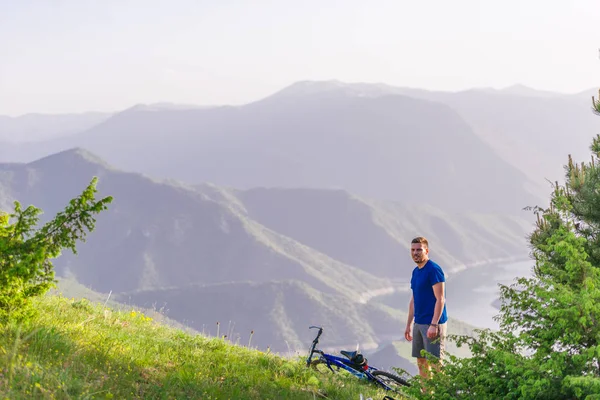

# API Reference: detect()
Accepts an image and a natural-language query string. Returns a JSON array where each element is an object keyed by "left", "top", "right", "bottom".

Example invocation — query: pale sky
[{"left": 1, "top": 0, "right": 599, "bottom": 116}]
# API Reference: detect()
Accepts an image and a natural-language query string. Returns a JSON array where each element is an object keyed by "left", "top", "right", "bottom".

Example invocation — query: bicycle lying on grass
[{"left": 305, "top": 325, "right": 410, "bottom": 395}]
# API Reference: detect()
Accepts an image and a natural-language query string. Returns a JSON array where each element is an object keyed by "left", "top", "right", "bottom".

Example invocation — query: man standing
[{"left": 404, "top": 236, "right": 447, "bottom": 379}]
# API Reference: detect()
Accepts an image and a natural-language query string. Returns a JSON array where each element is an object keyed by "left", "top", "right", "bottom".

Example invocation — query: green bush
[{"left": 0, "top": 177, "right": 112, "bottom": 321}]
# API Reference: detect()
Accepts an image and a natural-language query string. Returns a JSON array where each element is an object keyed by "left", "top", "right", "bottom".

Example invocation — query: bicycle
[{"left": 305, "top": 325, "right": 410, "bottom": 394}]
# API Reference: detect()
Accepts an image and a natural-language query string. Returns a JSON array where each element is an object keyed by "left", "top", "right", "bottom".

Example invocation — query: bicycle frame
[{"left": 305, "top": 325, "right": 397, "bottom": 391}]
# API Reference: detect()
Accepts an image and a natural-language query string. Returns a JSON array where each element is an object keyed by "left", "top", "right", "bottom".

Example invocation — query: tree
[
  {"left": 400, "top": 93, "right": 600, "bottom": 399},
  {"left": 0, "top": 177, "right": 112, "bottom": 321}
]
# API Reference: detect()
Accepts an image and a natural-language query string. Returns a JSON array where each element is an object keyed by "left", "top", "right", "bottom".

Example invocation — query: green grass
[{"left": 0, "top": 295, "right": 409, "bottom": 399}]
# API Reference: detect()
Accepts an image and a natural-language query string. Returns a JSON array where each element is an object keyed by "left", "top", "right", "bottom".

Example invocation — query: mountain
[
  {"left": 3, "top": 80, "right": 594, "bottom": 204},
  {"left": 217, "top": 186, "right": 532, "bottom": 277},
  {"left": 0, "top": 149, "right": 527, "bottom": 355},
  {"left": 497, "top": 84, "right": 566, "bottom": 98},
  {"left": 0, "top": 112, "right": 111, "bottom": 143},
  {"left": 124, "top": 102, "right": 216, "bottom": 112},
  {"left": 366, "top": 343, "right": 419, "bottom": 376},
  {"left": 227, "top": 79, "right": 597, "bottom": 187},
  {"left": 13, "top": 84, "right": 542, "bottom": 215},
  {"left": 0, "top": 148, "right": 385, "bottom": 297},
  {"left": 277, "top": 80, "right": 597, "bottom": 187},
  {"left": 395, "top": 87, "right": 598, "bottom": 185}
]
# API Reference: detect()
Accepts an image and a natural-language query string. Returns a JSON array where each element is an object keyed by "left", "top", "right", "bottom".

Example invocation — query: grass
[{"left": 0, "top": 295, "right": 409, "bottom": 399}]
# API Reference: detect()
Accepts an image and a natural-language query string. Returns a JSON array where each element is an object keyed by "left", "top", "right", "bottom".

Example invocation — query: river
[
  {"left": 372, "top": 259, "right": 536, "bottom": 331},
  {"left": 445, "top": 259, "right": 535, "bottom": 330}
]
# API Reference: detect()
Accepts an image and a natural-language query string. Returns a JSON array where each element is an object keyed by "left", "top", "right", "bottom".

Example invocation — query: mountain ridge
[
  {"left": 63, "top": 87, "right": 542, "bottom": 214},
  {"left": 1, "top": 79, "right": 588, "bottom": 200},
  {"left": 0, "top": 148, "right": 532, "bottom": 354}
]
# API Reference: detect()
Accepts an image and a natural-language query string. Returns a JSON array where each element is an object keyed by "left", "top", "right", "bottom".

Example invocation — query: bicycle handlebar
[
  {"left": 306, "top": 326, "right": 324, "bottom": 366},
  {"left": 310, "top": 326, "right": 323, "bottom": 342}
]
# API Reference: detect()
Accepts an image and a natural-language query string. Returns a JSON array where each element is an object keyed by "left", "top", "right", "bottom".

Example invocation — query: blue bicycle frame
[
  {"left": 305, "top": 325, "right": 408, "bottom": 392},
  {"left": 313, "top": 352, "right": 372, "bottom": 378}
]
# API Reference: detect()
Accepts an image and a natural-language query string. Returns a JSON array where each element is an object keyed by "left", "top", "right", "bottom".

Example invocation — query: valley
[{"left": 0, "top": 80, "right": 573, "bottom": 375}]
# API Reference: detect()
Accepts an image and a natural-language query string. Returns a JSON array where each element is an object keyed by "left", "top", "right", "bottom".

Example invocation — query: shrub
[{"left": 0, "top": 177, "right": 112, "bottom": 321}]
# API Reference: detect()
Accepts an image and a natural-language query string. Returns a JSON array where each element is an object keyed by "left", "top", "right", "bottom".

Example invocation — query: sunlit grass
[{"left": 0, "top": 295, "right": 407, "bottom": 399}]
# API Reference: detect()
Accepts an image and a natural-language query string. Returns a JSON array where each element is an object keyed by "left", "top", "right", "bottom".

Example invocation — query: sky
[{"left": 1, "top": 0, "right": 599, "bottom": 116}]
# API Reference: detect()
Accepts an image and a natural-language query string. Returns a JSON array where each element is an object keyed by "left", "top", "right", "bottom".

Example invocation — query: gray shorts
[{"left": 412, "top": 323, "right": 447, "bottom": 359}]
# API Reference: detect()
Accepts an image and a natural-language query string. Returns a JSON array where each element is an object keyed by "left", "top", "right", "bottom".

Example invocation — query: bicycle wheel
[{"left": 371, "top": 370, "right": 410, "bottom": 389}]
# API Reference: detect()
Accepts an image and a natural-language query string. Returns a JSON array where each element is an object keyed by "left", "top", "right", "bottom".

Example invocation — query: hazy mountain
[
  {"left": 0, "top": 148, "right": 385, "bottom": 298},
  {"left": 117, "top": 279, "right": 403, "bottom": 353},
  {"left": 3, "top": 81, "right": 593, "bottom": 203},
  {"left": 16, "top": 84, "right": 542, "bottom": 215},
  {"left": 0, "top": 148, "right": 532, "bottom": 289},
  {"left": 0, "top": 112, "right": 111, "bottom": 143},
  {"left": 0, "top": 149, "right": 524, "bottom": 355},
  {"left": 212, "top": 186, "right": 533, "bottom": 278},
  {"left": 0, "top": 136, "right": 83, "bottom": 164},
  {"left": 464, "top": 84, "right": 569, "bottom": 98},
  {"left": 244, "top": 79, "right": 597, "bottom": 187},
  {"left": 276, "top": 80, "right": 597, "bottom": 186},
  {"left": 124, "top": 102, "right": 217, "bottom": 112},
  {"left": 403, "top": 88, "right": 598, "bottom": 185},
  {"left": 365, "top": 343, "right": 419, "bottom": 376},
  {"left": 496, "top": 84, "right": 567, "bottom": 98}
]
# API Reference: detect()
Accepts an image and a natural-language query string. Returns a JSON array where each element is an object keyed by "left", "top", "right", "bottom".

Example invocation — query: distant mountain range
[
  {"left": 2, "top": 79, "right": 588, "bottom": 372},
  {"left": 0, "top": 112, "right": 112, "bottom": 143},
  {"left": 0, "top": 149, "right": 529, "bottom": 361},
  {"left": 2, "top": 80, "right": 575, "bottom": 215},
  {"left": 2, "top": 82, "right": 594, "bottom": 187}
]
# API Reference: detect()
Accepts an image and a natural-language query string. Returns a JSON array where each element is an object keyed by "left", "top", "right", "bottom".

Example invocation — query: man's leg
[
  {"left": 412, "top": 324, "right": 431, "bottom": 379},
  {"left": 423, "top": 322, "right": 447, "bottom": 372},
  {"left": 416, "top": 357, "right": 430, "bottom": 379}
]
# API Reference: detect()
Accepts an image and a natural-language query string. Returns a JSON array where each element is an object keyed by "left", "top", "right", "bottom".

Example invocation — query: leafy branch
[{"left": 0, "top": 177, "right": 112, "bottom": 321}]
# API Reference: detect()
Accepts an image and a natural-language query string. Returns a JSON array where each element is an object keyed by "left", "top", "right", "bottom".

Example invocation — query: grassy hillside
[
  {"left": 50, "top": 277, "right": 200, "bottom": 335},
  {"left": 1, "top": 295, "right": 405, "bottom": 399}
]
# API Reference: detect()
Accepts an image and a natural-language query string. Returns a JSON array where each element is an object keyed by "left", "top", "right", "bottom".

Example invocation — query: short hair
[{"left": 411, "top": 236, "right": 429, "bottom": 248}]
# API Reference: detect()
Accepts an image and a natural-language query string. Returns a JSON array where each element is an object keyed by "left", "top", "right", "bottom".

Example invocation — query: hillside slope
[
  {"left": 0, "top": 148, "right": 385, "bottom": 297},
  {"left": 0, "top": 295, "right": 400, "bottom": 399},
  {"left": 198, "top": 185, "right": 533, "bottom": 278}
]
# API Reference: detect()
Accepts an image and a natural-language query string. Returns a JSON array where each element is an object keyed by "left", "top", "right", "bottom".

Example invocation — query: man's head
[{"left": 411, "top": 236, "right": 429, "bottom": 265}]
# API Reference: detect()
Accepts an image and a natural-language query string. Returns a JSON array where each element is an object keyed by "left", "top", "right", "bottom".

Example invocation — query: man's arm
[
  {"left": 405, "top": 295, "right": 414, "bottom": 341},
  {"left": 427, "top": 282, "right": 445, "bottom": 339}
]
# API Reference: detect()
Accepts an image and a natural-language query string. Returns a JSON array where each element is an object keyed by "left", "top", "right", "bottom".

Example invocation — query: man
[{"left": 404, "top": 236, "right": 447, "bottom": 379}]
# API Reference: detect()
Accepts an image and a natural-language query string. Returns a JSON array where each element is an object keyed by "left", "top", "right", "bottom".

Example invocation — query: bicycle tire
[{"left": 371, "top": 370, "right": 410, "bottom": 388}]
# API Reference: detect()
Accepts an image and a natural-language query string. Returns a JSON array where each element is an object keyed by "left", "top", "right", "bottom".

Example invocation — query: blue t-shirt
[{"left": 410, "top": 259, "right": 448, "bottom": 325}]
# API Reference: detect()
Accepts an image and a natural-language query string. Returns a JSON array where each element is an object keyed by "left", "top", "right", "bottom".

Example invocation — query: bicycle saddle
[{"left": 341, "top": 350, "right": 358, "bottom": 359}]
